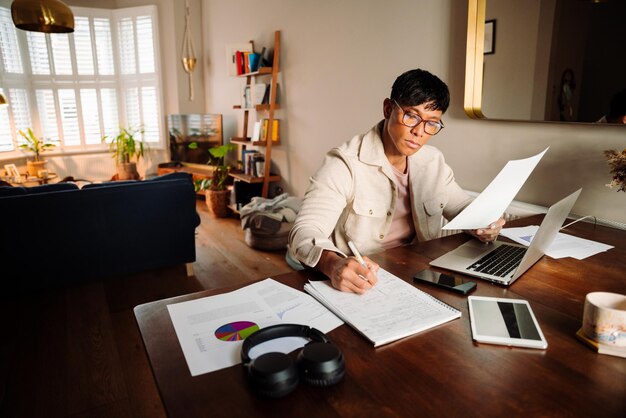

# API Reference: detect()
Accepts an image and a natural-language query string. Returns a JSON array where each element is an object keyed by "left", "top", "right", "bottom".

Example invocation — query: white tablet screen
[{"left": 468, "top": 296, "right": 547, "bottom": 349}]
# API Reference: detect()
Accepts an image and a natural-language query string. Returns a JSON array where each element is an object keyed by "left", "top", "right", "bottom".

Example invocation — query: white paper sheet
[
  {"left": 304, "top": 268, "right": 461, "bottom": 347},
  {"left": 500, "top": 225, "right": 614, "bottom": 260},
  {"left": 443, "top": 148, "right": 549, "bottom": 230},
  {"left": 167, "top": 278, "right": 343, "bottom": 376}
]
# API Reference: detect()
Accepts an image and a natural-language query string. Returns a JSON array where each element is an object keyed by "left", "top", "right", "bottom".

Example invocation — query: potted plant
[
  {"left": 103, "top": 127, "right": 147, "bottom": 180},
  {"left": 190, "top": 142, "right": 236, "bottom": 217},
  {"left": 17, "top": 128, "right": 56, "bottom": 177}
]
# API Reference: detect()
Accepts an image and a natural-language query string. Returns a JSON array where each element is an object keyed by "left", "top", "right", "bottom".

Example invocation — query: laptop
[{"left": 429, "top": 189, "right": 582, "bottom": 286}]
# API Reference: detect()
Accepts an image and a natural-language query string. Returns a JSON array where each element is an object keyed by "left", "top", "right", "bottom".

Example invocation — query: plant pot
[
  {"left": 206, "top": 189, "right": 231, "bottom": 218},
  {"left": 26, "top": 160, "right": 47, "bottom": 177},
  {"left": 116, "top": 162, "right": 140, "bottom": 180}
]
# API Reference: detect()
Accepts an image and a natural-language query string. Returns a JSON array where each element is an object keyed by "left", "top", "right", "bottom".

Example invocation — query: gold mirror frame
[
  {"left": 464, "top": 0, "right": 626, "bottom": 124},
  {"left": 464, "top": 0, "right": 486, "bottom": 119}
]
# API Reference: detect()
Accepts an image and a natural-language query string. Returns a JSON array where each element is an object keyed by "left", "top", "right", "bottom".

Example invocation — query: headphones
[{"left": 240, "top": 324, "right": 345, "bottom": 398}]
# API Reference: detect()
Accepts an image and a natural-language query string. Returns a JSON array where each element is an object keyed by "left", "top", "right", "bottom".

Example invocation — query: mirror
[{"left": 465, "top": 0, "right": 626, "bottom": 124}]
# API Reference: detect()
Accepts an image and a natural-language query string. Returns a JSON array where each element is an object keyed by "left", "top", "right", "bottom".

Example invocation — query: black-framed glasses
[{"left": 393, "top": 100, "right": 444, "bottom": 135}]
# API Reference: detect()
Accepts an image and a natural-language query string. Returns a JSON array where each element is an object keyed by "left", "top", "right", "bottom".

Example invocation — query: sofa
[{"left": 0, "top": 172, "right": 200, "bottom": 292}]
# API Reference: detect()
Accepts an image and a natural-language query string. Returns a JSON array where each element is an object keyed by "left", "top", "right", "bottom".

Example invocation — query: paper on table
[
  {"left": 167, "top": 278, "right": 343, "bottom": 376},
  {"left": 500, "top": 225, "right": 614, "bottom": 260},
  {"left": 305, "top": 268, "right": 461, "bottom": 347},
  {"left": 443, "top": 148, "right": 549, "bottom": 230}
]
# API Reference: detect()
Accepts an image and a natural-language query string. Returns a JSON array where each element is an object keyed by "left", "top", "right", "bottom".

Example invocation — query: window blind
[{"left": 0, "top": 5, "right": 162, "bottom": 155}]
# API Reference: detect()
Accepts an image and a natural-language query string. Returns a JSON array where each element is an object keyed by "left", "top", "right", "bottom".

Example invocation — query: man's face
[{"left": 382, "top": 98, "right": 443, "bottom": 157}]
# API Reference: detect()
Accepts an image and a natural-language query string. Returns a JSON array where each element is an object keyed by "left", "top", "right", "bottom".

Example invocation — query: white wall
[{"left": 201, "top": 0, "right": 625, "bottom": 225}]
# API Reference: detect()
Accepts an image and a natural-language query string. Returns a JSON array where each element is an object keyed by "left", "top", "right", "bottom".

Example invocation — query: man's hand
[
  {"left": 469, "top": 217, "right": 506, "bottom": 242},
  {"left": 317, "top": 251, "right": 379, "bottom": 294}
]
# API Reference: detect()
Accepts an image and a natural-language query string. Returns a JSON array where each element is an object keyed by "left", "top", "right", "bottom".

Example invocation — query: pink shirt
[{"left": 382, "top": 163, "right": 415, "bottom": 249}]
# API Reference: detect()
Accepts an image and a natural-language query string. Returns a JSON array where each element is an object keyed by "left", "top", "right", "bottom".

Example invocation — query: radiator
[{"left": 46, "top": 153, "right": 118, "bottom": 182}]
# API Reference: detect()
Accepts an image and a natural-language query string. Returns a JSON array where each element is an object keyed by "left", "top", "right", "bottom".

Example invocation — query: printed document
[
  {"left": 304, "top": 269, "right": 461, "bottom": 347},
  {"left": 443, "top": 148, "right": 548, "bottom": 230},
  {"left": 167, "top": 279, "right": 343, "bottom": 376},
  {"left": 500, "top": 225, "right": 614, "bottom": 259}
]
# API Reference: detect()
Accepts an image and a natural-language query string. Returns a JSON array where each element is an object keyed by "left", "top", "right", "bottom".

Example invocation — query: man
[{"left": 289, "top": 69, "right": 504, "bottom": 293}]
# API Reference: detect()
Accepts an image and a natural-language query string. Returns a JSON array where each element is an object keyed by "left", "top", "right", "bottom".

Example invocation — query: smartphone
[{"left": 413, "top": 269, "right": 476, "bottom": 295}]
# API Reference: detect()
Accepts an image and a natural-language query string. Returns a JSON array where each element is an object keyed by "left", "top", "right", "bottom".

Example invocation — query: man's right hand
[{"left": 317, "top": 250, "right": 379, "bottom": 294}]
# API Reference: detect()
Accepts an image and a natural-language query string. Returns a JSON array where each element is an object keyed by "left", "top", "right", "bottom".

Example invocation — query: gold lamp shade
[
  {"left": 0, "top": 93, "right": 7, "bottom": 106},
  {"left": 11, "top": 0, "right": 75, "bottom": 34}
]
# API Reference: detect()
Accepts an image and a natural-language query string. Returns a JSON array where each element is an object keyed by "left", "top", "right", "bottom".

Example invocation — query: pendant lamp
[
  {"left": 181, "top": 0, "right": 197, "bottom": 101},
  {"left": 11, "top": 0, "right": 75, "bottom": 34},
  {"left": 0, "top": 93, "right": 8, "bottom": 106}
]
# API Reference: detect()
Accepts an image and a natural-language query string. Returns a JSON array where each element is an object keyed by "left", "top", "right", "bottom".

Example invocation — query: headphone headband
[{"left": 241, "top": 324, "right": 329, "bottom": 364}]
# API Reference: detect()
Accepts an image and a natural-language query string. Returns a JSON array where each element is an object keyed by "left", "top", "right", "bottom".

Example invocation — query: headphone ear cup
[
  {"left": 247, "top": 352, "right": 299, "bottom": 398},
  {"left": 297, "top": 342, "right": 346, "bottom": 387}
]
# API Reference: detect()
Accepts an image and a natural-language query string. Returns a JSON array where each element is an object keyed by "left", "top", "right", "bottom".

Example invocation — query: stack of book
[{"left": 242, "top": 150, "right": 265, "bottom": 177}]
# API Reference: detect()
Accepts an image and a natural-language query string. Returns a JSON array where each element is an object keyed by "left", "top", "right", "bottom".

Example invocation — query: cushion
[
  {"left": 24, "top": 183, "right": 79, "bottom": 194},
  {"left": 0, "top": 186, "right": 26, "bottom": 197}
]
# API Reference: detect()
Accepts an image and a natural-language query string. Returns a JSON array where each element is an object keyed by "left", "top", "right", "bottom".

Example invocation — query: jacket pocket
[
  {"left": 343, "top": 198, "right": 388, "bottom": 244},
  {"left": 423, "top": 194, "right": 447, "bottom": 238}
]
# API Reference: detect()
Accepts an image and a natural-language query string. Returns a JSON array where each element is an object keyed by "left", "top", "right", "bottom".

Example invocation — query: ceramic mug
[{"left": 582, "top": 292, "right": 626, "bottom": 346}]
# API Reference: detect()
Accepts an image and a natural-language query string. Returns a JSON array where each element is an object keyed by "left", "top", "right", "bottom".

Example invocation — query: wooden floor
[{"left": 0, "top": 200, "right": 292, "bottom": 417}]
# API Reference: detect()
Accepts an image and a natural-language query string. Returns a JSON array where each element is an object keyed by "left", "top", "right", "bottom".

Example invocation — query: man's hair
[
  {"left": 390, "top": 69, "right": 450, "bottom": 113},
  {"left": 607, "top": 88, "right": 626, "bottom": 123}
]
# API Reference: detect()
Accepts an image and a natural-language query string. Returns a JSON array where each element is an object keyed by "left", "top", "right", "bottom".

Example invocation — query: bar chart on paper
[{"left": 214, "top": 321, "right": 260, "bottom": 341}]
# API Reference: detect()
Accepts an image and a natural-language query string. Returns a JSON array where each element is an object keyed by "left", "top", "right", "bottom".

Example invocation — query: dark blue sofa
[{"left": 0, "top": 172, "right": 200, "bottom": 292}]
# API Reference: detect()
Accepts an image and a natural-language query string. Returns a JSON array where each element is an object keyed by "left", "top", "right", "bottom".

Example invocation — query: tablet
[{"left": 468, "top": 296, "right": 548, "bottom": 349}]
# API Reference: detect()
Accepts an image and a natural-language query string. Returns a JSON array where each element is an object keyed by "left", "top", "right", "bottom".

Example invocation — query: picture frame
[
  {"left": 484, "top": 19, "right": 496, "bottom": 55},
  {"left": 4, "top": 163, "right": 20, "bottom": 180}
]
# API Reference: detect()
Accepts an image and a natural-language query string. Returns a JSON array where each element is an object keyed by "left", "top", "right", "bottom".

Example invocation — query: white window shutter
[
  {"left": 100, "top": 88, "right": 119, "bottom": 140},
  {"left": 50, "top": 34, "right": 73, "bottom": 75},
  {"left": 35, "top": 89, "right": 60, "bottom": 143},
  {"left": 58, "top": 89, "right": 80, "bottom": 145},
  {"left": 125, "top": 87, "right": 140, "bottom": 129},
  {"left": 74, "top": 17, "right": 94, "bottom": 76},
  {"left": 0, "top": 88, "right": 12, "bottom": 151},
  {"left": 0, "top": 8, "right": 23, "bottom": 73},
  {"left": 80, "top": 89, "right": 101, "bottom": 144},
  {"left": 9, "top": 89, "right": 32, "bottom": 136},
  {"left": 136, "top": 15, "right": 155, "bottom": 74},
  {"left": 141, "top": 86, "right": 159, "bottom": 142},
  {"left": 118, "top": 17, "right": 136, "bottom": 74},
  {"left": 26, "top": 32, "right": 51, "bottom": 75},
  {"left": 93, "top": 18, "right": 114, "bottom": 76}
]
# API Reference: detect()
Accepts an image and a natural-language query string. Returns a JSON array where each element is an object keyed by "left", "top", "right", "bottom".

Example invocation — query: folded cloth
[{"left": 240, "top": 193, "right": 302, "bottom": 233}]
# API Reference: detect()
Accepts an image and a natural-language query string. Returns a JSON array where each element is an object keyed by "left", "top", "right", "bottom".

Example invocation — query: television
[{"left": 168, "top": 114, "right": 223, "bottom": 164}]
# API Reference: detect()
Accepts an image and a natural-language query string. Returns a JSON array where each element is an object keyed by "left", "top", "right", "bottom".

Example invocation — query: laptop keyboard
[{"left": 467, "top": 244, "right": 527, "bottom": 278}]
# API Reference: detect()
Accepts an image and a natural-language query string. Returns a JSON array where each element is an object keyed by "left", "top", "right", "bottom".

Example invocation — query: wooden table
[{"left": 134, "top": 216, "right": 626, "bottom": 417}]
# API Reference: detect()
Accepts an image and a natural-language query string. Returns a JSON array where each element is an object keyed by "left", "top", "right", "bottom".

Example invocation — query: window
[{"left": 0, "top": 5, "right": 163, "bottom": 156}]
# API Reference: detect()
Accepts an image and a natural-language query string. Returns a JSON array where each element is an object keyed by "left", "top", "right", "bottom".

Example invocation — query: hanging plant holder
[{"left": 181, "top": 0, "right": 197, "bottom": 101}]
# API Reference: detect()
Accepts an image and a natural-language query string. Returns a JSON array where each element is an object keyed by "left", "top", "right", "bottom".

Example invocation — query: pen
[
  {"left": 348, "top": 240, "right": 367, "bottom": 267},
  {"left": 348, "top": 240, "right": 370, "bottom": 282}
]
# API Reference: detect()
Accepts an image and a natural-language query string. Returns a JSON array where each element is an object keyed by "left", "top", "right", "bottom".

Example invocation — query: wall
[{"left": 201, "top": 0, "right": 625, "bottom": 225}]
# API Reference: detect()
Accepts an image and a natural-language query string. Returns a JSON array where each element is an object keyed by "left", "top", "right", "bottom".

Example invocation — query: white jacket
[{"left": 288, "top": 121, "right": 472, "bottom": 268}]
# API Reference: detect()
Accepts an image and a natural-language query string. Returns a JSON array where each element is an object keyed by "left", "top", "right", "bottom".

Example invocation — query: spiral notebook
[{"left": 304, "top": 268, "right": 461, "bottom": 347}]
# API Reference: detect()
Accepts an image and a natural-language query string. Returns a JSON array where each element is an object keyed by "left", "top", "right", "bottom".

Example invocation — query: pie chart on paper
[{"left": 214, "top": 321, "right": 259, "bottom": 342}]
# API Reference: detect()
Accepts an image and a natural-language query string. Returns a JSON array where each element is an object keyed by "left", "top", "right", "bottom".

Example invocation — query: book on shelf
[
  {"left": 226, "top": 42, "right": 253, "bottom": 76},
  {"left": 575, "top": 327, "right": 626, "bottom": 358},
  {"left": 304, "top": 268, "right": 461, "bottom": 347},
  {"left": 251, "top": 121, "right": 262, "bottom": 142},
  {"left": 242, "top": 150, "right": 263, "bottom": 176},
  {"left": 261, "top": 118, "right": 279, "bottom": 142},
  {"left": 253, "top": 84, "right": 268, "bottom": 106},
  {"left": 241, "top": 85, "right": 252, "bottom": 109}
]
